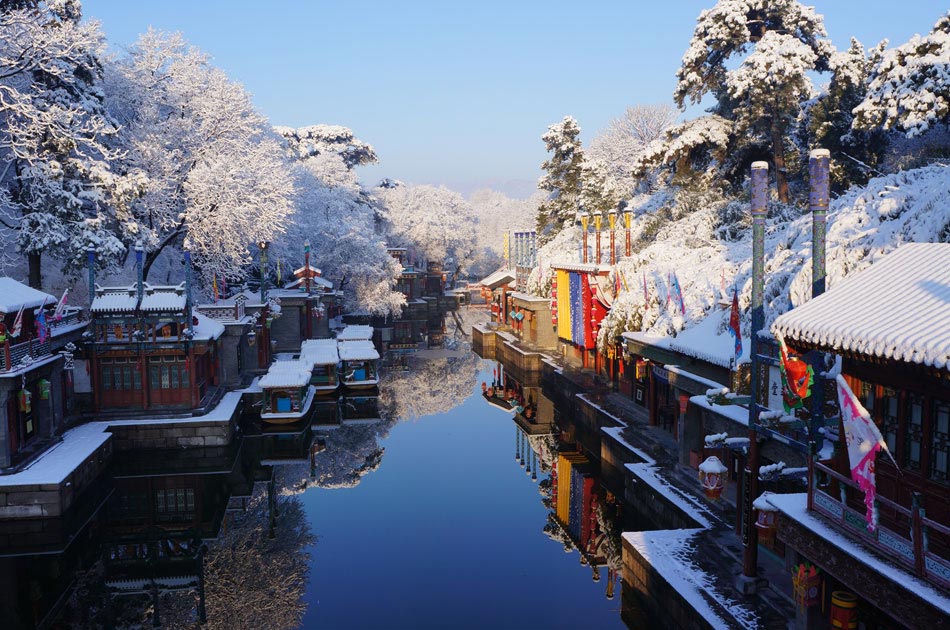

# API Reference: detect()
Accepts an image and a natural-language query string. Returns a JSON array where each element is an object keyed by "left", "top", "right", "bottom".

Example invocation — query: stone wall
[
  {"left": 622, "top": 536, "right": 718, "bottom": 630},
  {"left": 108, "top": 420, "right": 233, "bottom": 450}
]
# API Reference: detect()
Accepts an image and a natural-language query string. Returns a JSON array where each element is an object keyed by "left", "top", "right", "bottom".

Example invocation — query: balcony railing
[
  {"left": 1, "top": 338, "right": 53, "bottom": 372},
  {"left": 808, "top": 459, "right": 950, "bottom": 589},
  {"left": 48, "top": 309, "right": 83, "bottom": 334},
  {"left": 196, "top": 302, "right": 245, "bottom": 322}
]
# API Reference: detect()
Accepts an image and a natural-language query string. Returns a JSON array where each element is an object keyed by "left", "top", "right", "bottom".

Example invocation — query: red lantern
[
  {"left": 754, "top": 492, "right": 778, "bottom": 544},
  {"left": 698, "top": 456, "right": 727, "bottom": 500}
]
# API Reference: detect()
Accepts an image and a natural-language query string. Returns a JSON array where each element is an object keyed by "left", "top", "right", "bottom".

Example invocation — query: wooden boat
[
  {"left": 300, "top": 339, "right": 340, "bottom": 396},
  {"left": 337, "top": 340, "right": 380, "bottom": 390},
  {"left": 259, "top": 360, "right": 316, "bottom": 425}
]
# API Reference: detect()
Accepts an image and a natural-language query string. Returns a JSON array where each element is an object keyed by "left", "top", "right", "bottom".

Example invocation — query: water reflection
[{"left": 0, "top": 309, "right": 642, "bottom": 628}]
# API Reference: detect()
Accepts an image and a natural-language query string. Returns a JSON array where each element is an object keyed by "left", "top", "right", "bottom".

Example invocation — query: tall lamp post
[
  {"left": 259, "top": 240, "right": 270, "bottom": 304},
  {"left": 304, "top": 240, "right": 311, "bottom": 294}
]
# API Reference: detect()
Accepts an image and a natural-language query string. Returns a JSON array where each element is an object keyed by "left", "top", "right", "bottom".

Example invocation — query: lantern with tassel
[{"left": 698, "top": 456, "right": 728, "bottom": 500}]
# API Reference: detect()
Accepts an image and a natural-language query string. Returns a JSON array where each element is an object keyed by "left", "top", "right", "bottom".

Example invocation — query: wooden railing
[
  {"left": 1, "top": 338, "right": 53, "bottom": 372},
  {"left": 808, "top": 459, "right": 950, "bottom": 589}
]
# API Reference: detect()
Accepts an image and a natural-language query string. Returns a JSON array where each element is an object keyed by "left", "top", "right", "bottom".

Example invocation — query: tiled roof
[
  {"left": 140, "top": 285, "right": 186, "bottom": 312},
  {"left": 0, "top": 278, "right": 56, "bottom": 314},
  {"left": 478, "top": 268, "right": 515, "bottom": 290},
  {"left": 91, "top": 287, "right": 138, "bottom": 313},
  {"left": 338, "top": 340, "right": 379, "bottom": 362},
  {"left": 771, "top": 243, "right": 950, "bottom": 369},
  {"left": 336, "top": 325, "right": 373, "bottom": 342}
]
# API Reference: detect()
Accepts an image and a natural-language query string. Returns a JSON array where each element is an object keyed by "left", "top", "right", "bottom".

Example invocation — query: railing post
[
  {"left": 912, "top": 492, "right": 925, "bottom": 577},
  {"left": 807, "top": 445, "right": 815, "bottom": 512}
]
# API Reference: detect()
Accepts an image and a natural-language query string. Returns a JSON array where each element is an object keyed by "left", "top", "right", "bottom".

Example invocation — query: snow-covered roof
[
  {"left": 550, "top": 262, "right": 605, "bottom": 273},
  {"left": 479, "top": 268, "right": 515, "bottom": 290},
  {"left": 259, "top": 362, "right": 311, "bottom": 389},
  {"left": 284, "top": 275, "right": 333, "bottom": 290},
  {"left": 294, "top": 264, "right": 322, "bottom": 276},
  {"left": 192, "top": 311, "right": 225, "bottom": 341},
  {"left": 91, "top": 286, "right": 138, "bottom": 313},
  {"left": 140, "top": 285, "right": 187, "bottom": 312},
  {"left": 772, "top": 243, "right": 950, "bottom": 370},
  {"left": 300, "top": 340, "right": 339, "bottom": 366},
  {"left": 0, "top": 279, "right": 55, "bottom": 314},
  {"left": 338, "top": 340, "right": 379, "bottom": 362},
  {"left": 336, "top": 325, "right": 373, "bottom": 342}
]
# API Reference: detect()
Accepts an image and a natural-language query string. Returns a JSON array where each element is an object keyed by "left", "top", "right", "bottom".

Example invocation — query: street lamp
[{"left": 258, "top": 240, "right": 270, "bottom": 304}]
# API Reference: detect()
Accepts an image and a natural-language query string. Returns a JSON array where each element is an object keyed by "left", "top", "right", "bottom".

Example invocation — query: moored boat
[
  {"left": 259, "top": 360, "right": 316, "bottom": 425},
  {"left": 338, "top": 340, "right": 380, "bottom": 390},
  {"left": 300, "top": 339, "right": 340, "bottom": 395}
]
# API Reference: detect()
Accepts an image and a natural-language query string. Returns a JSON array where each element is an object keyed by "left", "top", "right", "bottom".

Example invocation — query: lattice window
[
  {"left": 882, "top": 387, "right": 900, "bottom": 457},
  {"left": 906, "top": 393, "right": 924, "bottom": 471},
  {"left": 931, "top": 401, "right": 950, "bottom": 482}
]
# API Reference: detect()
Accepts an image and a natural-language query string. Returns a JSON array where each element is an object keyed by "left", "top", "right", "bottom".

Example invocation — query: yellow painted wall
[
  {"left": 556, "top": 454, "right": 572, "bottom": 523},
  {"left": 556, "top": 270, "right": 571, "bottom": 341}
]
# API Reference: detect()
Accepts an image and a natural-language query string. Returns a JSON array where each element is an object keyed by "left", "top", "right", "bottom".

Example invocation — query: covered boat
[
  {"left": 259, "top": 360, "right": 316, "bottom": 424},
  {"left": 336, "top": 325, "right": 374, "bottom": 342},
  {"left": 338, "top": 340, "right": 380, "bottom": 390},
  {"left": 300, "top": 338, "right": 340, "bottom": 395}
]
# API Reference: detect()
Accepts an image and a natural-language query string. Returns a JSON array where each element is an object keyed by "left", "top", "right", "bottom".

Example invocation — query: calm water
[
  {"left": 300, "top": 365, "right": 624, "bottom": 629},
  {"left": 0, "top": 316, "right": 639, "bottom": 629}
]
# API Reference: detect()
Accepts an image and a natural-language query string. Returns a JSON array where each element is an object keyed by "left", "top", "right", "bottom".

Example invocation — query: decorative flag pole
[
  {"left": 728, "top": 286, "right": 742, "bottom": 368},
  {"left": 743, "top": 160, "right": 769, "bottom": 580},
  {"left": 836, "top": 375, "right": 897, "bottom": 531}
]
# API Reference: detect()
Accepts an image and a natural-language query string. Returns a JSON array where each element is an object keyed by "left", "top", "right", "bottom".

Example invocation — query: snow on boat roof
[
  {"left": 0, "top": 278, "right": 55, "bottom": 313},
  {"left": 300, "top": 342, "right": 339, "bottom": 366},
  {"left": 259, "top": 362, "right": 311, "bottom": 388},
  {"left": 550, "top": 262, "right": 605, "bottom": 273},
  {"left": 771, "top": 243, "right": 950, "bottom": 370},
  {"left": 338, "top": 340, "right": 379, "bottom": 361},
  {"left": 336, "top": 325, "right": 373, "bottom": 341},
  {"left": 91, "top": 286, "right": 138, "bottom": 313},
  {"left": 478, "top": 268, "right": 515, "bottom": 290}
]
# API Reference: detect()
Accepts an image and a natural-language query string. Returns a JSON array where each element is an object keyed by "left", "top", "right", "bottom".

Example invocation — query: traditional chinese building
[
  {"left": 84, "top": 247, "right": 224, "bottom": 414},
  {"left": 769, "top": 243, "right": 950, "bottom": 629}
]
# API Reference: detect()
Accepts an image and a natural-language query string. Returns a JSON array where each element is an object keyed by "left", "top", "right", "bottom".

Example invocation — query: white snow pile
[{"left": 593, "top": 164, "right": 950, "bottom": 360}]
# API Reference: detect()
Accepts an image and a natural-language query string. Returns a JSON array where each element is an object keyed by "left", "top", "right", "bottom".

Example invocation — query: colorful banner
[
  {"left": 569, "top": 271, "right": 582, "bottom": 346},
  {"left": 729, "top": 288, "right": 742, "bottom": 362},
  {"left": 836, "top": 375, "right": 897, "bottom": 531},
  {"left": 776, "top": 331, "right": 814, "bottom": 412}
]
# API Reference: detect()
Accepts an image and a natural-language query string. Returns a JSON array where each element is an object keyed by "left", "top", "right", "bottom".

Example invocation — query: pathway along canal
[{"left": 0, "top": 310, "right": 659, "bottom": 629}]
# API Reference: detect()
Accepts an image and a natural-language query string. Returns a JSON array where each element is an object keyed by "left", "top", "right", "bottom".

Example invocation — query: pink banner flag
[{"left": 836, "top": 375, "right": 897, "bottom": 531}]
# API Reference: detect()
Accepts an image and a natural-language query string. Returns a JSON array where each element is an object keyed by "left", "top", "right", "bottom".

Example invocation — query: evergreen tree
[
  {"left": 805, "top": 38, "right": 888, "bottom": 192},
  {"left": 536, "top": 116, "right": 584, "bottom": 244},
  {"left": 673, "top": 0, "right": 833, "bottom": 202},
  {"left": 853, "top": 12, "right": 950, "bottom": 138}
]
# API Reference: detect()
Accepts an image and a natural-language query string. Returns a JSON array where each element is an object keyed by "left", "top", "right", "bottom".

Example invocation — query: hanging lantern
[
  {"left": 753, "top": 491, "right": 778, "bottom": 544},
  {"left": 18, "top": 388, "right": 31, "bottom": 413},
  {"left": 38, "top": 378, "right": 51, "bottom": 400},
  {"left": 698, "top": 456, "right": 728, "bottom": 500},
  {"left": 247, "top": 329, "right": 257, "bottom": 347},
  {"left": 635, "top": 359, "right": 648, "bottom": 380},
  {"left": 792, "top": 563, "right": 822, "bottom": 609}
]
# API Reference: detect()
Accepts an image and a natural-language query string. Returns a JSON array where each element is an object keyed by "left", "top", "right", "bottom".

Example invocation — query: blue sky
[{"left": 83, "top": 1, "right": 944, "bottom": 197}]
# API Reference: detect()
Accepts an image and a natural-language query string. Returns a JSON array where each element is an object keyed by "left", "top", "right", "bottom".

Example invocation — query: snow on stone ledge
[
  {"left": 623, "top": 529, "right": 758, "bottom": 630},
  {"left": 766, "top": 493, "right": 950, "bottom": 615},
  {"left": 625, "top": 462, "right": 714, "bottom": 529},
  {"left": 772, "top": 243, "right": 950, "bottom": 370}
]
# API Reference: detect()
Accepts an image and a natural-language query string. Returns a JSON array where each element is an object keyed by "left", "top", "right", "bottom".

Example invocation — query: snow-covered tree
[
  {"left": 275, "top": 124, "right": 378, "bottom": 170},
  {"left": 106, "top": 30, "right": 295, "bottom": 282},
  {"left": 536, "top": 116, "right": 584, "bottom": 244},
  {"left": 853, "top": 13, "right": 950, "bottom": 139},
  {"left": 674, "top": 0, "right": 833, "bottom": 202},
  {"left": 805, "top": 38, "right": 889, "bottom": 191},
  {"left": 376, "top": 182, "right": 477, "bottom": 276},
  {"left": 0, "top": 0, "right": 137, "bottom": 287},
  {"left": 279, "top": 162, "right": 404, "bottom": 317},
  {"left": 587, "top": 104, "right": 678, "bottom": 194},
  {"left": 468, "top": 188, "right": 540, "bottom": 277}
]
